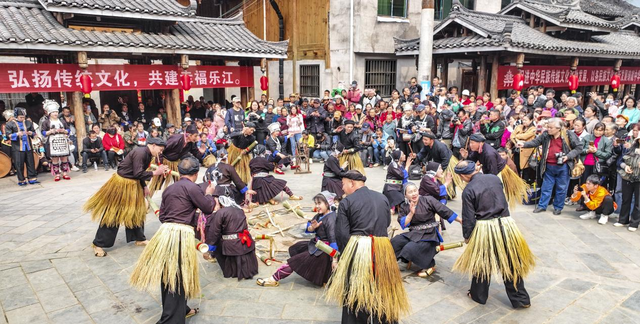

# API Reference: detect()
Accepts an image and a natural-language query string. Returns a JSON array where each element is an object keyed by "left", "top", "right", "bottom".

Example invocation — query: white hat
[
  {"left": 232, "top": 97, "right": 241, "bottom": 103},
  {"left": 267, "top": 122, "right": 280, "bottom": 134},
  {"left": 44, "top": 100, "right": 60, "bottom": 115},
  {"left": 402, "top": 102, "right": 414, "bottom": 111},
  {"left": 462, "top": 89, "right": 470, "bottom": 96},
  {"left": 153, "top": 117, "right": 161, "bottom": 127},
  {"left": 355, "top": 104, "right": 363, "bottom": 110},
  {"left": 2, "top": 110, "right": 13, "bottom": 120},
  {"left": 184, "top": 117, "right": 192, "bottom": 122}
]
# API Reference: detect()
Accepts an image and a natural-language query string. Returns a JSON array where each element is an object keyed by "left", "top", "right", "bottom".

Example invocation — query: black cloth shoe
[
  {"left": 553, "top": 209, "right": 562, "bottom": 215},
  {"left": 533, "top": 207, "right": 546, "bottom": 213}
]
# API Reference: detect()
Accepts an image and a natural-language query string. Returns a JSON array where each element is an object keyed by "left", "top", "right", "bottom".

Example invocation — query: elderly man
[
  {"left": 517, "top": 118, "right": 583, "bottom": 215},
  {"left": 304, "top": 98, "right": 327, "bottom": 135},
  {"left": 414, "top": 131, "right": 452, "bottom": 170}
]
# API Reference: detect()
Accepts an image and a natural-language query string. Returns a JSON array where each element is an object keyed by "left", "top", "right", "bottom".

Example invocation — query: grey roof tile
[
  {"left": 0, "top": 0, "right": 288, "bottom": 58},
  {"left": 37, "top": 0, "right": 197, "bottom": 19}
]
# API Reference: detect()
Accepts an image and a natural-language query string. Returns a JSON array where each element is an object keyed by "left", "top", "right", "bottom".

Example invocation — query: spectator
[
  {"left": 382, "top": 113, "right": 397, "bottom": 142},
  {"left": 497, "top": 147, "right": 518, "bottom": 174},
  {"left": 362, "top": 89, "right": 381, "bottom": 108},
  {"left": 358, "top": 123, "right": 374, "bottom": 167},
  {"left": 98, "top": 104, "right": 121, "bottom": 131},
  {"left": 197, "top": 133, "right": 217, "bottom": 158},
  {"left": 451, "top": 109, "right": 473, "bottom": 159},
  {"left": 225, "top": 97, "right": 245, "bottom": 132},
  {"left": 312, "top": 132, "right": 332, "bottom": 162},
  {"left": 437, "top": 103, "right": 455, "bottom": 146},
  {"left": 410, "top": 77, "right": 425, "bottom": 96},
  {"left": 123, "top": 124, "right": 137, "bottom": 155},
  {"left": 620, "top": 97, "right": 640, "bottom": 125},
  {"left": 305, "top": 98, "right": 327, "bottom": 135},
  {"left": 372, "top": 127, "right": 387, "bottom": 167},
  {"left": 517, "top": 118, "right": 583, "bottom": 215},
  {"left": 580, "top": 122, "right": 612, "bottom": 187},
  {"left": 480, "top": 109, "right": 505, "bottom": 149},
  {"left": 82, "top": 131, "right": 109, "bottom": 172},
  {"left": 134, "top": 123, "right": 149, "bottom": 147},
  {"left": 558, "top": 97, "right": 580, "bottom": 116},
  {"left": 571, "top": 175, "right": 616, "bottom": 224},
  {"left": 102, "top": 126, "right": 124, "bottom": 169},
  {"left": 91, "top": 124, "right": 105, "bottom": 139},
  {"left": 510, "top": 114, "right": 536, "bottom": 177},
  {"left": 347, "top": 81, "right": 362, "bottom": 104},
  {"left": 390, "top": 89, "right": 403, "bottom": 109},
  {"left": 84, "top": 103, "right": 97, "bottom": 133},
  {"left": 334, "top": 95, "right": 347, "bottom": 113},
  {"left": 287, "top": 106, "right": 305, "bottom": 157},
  {"left": 136, "top": 102, "right": 151, "bottom": 129},
  {"left": 617, "top": 133, "right": 640, "bottom": 231},
  {"left": 572, "top": 118, "right": 590, "bottom": 141}
]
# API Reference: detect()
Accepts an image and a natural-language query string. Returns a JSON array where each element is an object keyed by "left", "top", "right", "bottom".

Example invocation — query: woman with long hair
[
  {"left": 286, "top": 106, "right": 304, "bottom": 158},
  {"left": 510, "top": 114, "right": 537, "bottom": 182}
]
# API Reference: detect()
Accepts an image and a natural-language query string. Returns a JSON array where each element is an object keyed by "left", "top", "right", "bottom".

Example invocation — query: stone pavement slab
[{"left": 2, "top": 164, "right": 640, "bottom": 323}]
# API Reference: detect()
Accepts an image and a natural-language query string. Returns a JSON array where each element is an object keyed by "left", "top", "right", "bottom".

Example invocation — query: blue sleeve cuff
[
  {"left": 41, "top": 130, "right": 47, "bottom": 136},
  {"left": 304, "top": 221, "right": 313, "bottom": 233},
  {"left": 402, "top": 169, "right": 409, "bottom": 184},
  {"left": 272, "top": 150, "right": 279, "bottom": 157},
  {"left": 399, "top": 216, "right": 409, "bottom": 229},
  {"left": 10, "top": 133, "right": 17, "bottom": 140},
  {"left": 439, "top": 185, "right": 447, "bottom": 197},
  {"left": 329, "top": 242, "right": 339, "bottom": 251},
  {"left": 239, "top": 186, "right": 248, "bottom": 194},
  {"left": 209, "top": 245, "right": 217, "bottom": 252},
  {"left": 447, "top": 212, "right": 458, "bottom": 224},
  {"left": 65, "top": 129, "right": 70, "bottom": 134}
]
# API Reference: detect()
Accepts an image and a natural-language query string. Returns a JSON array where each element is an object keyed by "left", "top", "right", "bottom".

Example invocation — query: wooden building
[{"left": 395, "top": 0, "right": 640, "bottom": 99}]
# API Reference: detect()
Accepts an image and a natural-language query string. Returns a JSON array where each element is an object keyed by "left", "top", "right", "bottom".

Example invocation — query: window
[
  {"left": 365, "top": 59, "right": 397, "bottom": 97},
  {"left": 378, "top": 0, "right": 408, "bottom": 18},
  {"left": 434, "top": 0, "right": 475, "bottom": 20},
  {"left": 300, "top": 65, "right": 320, "bottom": 98}
]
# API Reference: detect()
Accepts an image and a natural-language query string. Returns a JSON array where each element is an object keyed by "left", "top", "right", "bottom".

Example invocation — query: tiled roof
[
  {"left": 38, "top": 0, "right": 197, "bottom": 20},
  {"left": 395, "top": 1, "right": 640, "bottom": 59},
  {"left": 0, "top": 0, "right": 288, "bottom": 58},
  {"left": 579, "top": 0, "right": 638, "bottom": 18},
  {"left": 500, "top": 0, "right": 620, "bottom": 31}
]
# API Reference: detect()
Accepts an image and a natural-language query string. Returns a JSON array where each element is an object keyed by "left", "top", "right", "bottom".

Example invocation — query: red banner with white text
[
  {"left": 0, "top": 64, "right": 254, "bottom": 93},
  {"left": 498, "top": 65, "right": 640, "bottom": 90}
]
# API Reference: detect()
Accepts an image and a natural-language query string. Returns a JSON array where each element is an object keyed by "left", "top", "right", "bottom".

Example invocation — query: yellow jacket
[{"left": 570, "top": 184, "right": 617, "bottom": 211}]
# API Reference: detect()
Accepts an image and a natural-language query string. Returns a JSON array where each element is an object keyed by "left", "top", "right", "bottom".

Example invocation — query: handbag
[{"left": 571, "top": 158, "right": 585, "bottom": 178}]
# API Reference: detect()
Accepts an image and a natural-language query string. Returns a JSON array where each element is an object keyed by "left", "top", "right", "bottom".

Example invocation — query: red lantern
[
  {"left": 180, "top": 73, "right": 191, "bottom": 92},
  {"left": 260, "top": 75, "right": 268, "bottom": 93},
  {"left": 512, "top": 72, "right": 524, "bottom": 93},
  {"left": 611, "top": 73, "right": 621, "bottom": 92},
  {"left": 80, "top": 73, "right": 92, "bottom": 98},
  {"left": 568, "top": 73, "right": 579, "bottom": 94}
]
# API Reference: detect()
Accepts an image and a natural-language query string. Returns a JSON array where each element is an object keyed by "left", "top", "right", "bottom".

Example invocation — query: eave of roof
[{"left": 37, "top": 0, "right": 197, "bottom": 21}]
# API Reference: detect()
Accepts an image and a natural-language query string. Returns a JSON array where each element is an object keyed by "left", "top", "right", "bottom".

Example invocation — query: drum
[{"left": 0, "top": 151, "right": 10, "bottom": 178}]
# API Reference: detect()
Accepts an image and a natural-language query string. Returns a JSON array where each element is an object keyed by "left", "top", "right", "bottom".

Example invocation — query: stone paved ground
[{"left": 1, "top": 163, "right": 640, "bottom": 324}]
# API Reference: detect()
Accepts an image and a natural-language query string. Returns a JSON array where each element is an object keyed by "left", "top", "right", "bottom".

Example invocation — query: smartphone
[
  {"left": 617, "top": 138, "right": 626, "bottom": 144},
  {"left": 589, "top": 141, "right": 595, "bottom": 146}
]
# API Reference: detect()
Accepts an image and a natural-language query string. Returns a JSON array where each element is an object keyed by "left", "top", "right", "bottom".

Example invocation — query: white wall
[{"left": 474, "top": 0, "right": 502, "bottom": 14}]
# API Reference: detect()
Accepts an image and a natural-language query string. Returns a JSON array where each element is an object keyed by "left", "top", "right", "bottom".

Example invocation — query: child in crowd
[{"left": 571, "top": 174, "right": 616, "bottom": 225}]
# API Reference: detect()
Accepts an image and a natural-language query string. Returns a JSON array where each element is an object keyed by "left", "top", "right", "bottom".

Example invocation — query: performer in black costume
[
  {"left": 204, "top": 188, "right": 259, "bottom": 280},
  {"left": 203, "top": 149, "right": 255, "bottom": 206},
  {"left": 321, "top": 145, "right": 349, "bottom": 199},
  {"left": 382, "top": 150, "right": 414, "bottom": 210},
  {"left": 459, "top": 133, "right": 528, "bottom": 207},
  {"left": 228, "top": 122, "right": 257, "bottom": 184},
  {"left": 130, "top": 156, "right": 215, "bottom": 324},
  {"left": 265, "top": 122, "right": 293, "bottom": 174},
  {"left": 257, "top": 191, "right": 338, "bottom": 287},
  {"left": 248, "top": 144, "right": 303, "bottom": 205},
  {"left": 392, "top": 182, "right": 461, "bottom": 277},
  {"left": 452, "top": 160, "right": 535, "bottom": 308},
  {"left": 85, "top": 137, "right": 168, "bottom": 257},
  {"left": 6, "top": 107, "right": 38, "bottom": 185},
  {"left": 326, "top": 171, "right": 408, "bottom": 324},
  {"left": 149, "top": 124, "right": 204, "bottom": 195},
  {"left": 332, "top": 120, "right": 365, "bottom": 174}
]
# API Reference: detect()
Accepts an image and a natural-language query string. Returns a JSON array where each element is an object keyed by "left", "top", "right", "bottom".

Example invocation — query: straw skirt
[{"left": 83, "top": 174, "right": 147, "bottom": 228}]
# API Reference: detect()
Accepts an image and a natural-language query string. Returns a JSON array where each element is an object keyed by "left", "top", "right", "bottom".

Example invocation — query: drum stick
[
  {"left": 146, "top": 197, "right": 160, "bottom": 216},
  {"left": 149, "top": 164, "right": 180, "bottom": 177},
  {"left": 231, "top": 141, "right": 258, "bottom": 166},
  {"left": 315, "top": 240, "right": 340, "bottom": 258},
  {"left": 435, "top": 241, "right": 464, "bottom": 252}
]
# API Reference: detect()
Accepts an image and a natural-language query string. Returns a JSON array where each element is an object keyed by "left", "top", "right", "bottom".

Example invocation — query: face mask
[
  {"left": 90, "top": 138, "right": 97, "bottom": 142},
  {"left": 107, "top": 129, "right": 116, "bottom": 135}
]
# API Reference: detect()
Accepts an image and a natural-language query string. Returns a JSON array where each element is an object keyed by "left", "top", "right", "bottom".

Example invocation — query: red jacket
[{"left": 102, "top": 133, "right": 124, "bottom": 151}]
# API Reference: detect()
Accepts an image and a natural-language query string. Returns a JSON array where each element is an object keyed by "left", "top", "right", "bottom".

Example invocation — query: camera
[
  {"left": 555, "top": 152, "right": 565, "bottom": 164},
  {"left": 451, "top": 117, "right": 460, "bottom": 124},
  {"left": 248, "top": 113, "right": 259, "bottom": 122},
  {"left": 372, "top": 134, "right": 378, "bottom": 139}
]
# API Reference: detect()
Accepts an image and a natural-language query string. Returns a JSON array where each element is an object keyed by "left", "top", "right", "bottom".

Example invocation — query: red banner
[
  {"left": 0, "top": 64, "right": 254, "bottom": 93},
  {"left": 498, "top": 65, "right": 640, "bottom": 90}
]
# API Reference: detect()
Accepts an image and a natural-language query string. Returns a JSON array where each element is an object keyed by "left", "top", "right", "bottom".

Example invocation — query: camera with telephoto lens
[
  {"left": 555, "top": 152, "right": 566, "bottom": 164},
  {"left": 451, "top": 117, "right": 460, "bottom": 124},
  {"left": 248, "top": 112, "right": 259, "bottom": 122}
]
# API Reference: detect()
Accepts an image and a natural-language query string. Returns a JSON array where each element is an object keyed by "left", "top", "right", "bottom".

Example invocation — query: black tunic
[
  {"left": 419, "top": 176, "right": 447, "bottom": 204},
  {"left": 162, "top": 133, "right": 203, "bottom": 161},
  {"left": 336, "top": 186, "right": 390, "bottom": 251},
  {"left": 416, "top": 140, "right": 452, "bottom": 170},
  {"left": 287, "top": 211, "right": 337, "bottom": 286},
  {"left": 117, "top": 146, "right": 154, "bottom": 188},
  {"left": 159, "top": 178, "right": 215, "bottom": 227},
  {"left": 333, "top": 129, "right": 361, "bottom": 151},
  {"left": 230, "top": 131, "right": 256, "bottom": 150},
  {"left": 265, "top": 136, "right": 291, "bottom": 166},
  {"left": 460, "top": 173, "right": 510, "bottom": 239},
  {"left": 249, "top": 156, "right": 287, "bottom": 203},
  {"left": 382, "top": 162, "right": 407, "bottom": 207},
  {"left": 5, "top": 119, "right": 35, "bottom": 152},
  {"left": 321, "top": 156, "right": 347, "bottom": 198},
  {"left": 396, "top": 196, "right": 456, "bottom": 243},
  {"left": 205, "top": 206, "right": 258, "bottom": 280},
  {"left": 467, "top": 143, "right": 506, "bottom": 175},
  {"left": 214, "top": 162, "right": 248, "bottom": 204}
]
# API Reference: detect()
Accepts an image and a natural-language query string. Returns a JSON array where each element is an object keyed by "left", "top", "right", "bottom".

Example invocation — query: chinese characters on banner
[
  {"left": 1, "top": 64, "right": 255, "bottom": 93},
  {"left": 498, "top": 66, "right": 640, "bottom": 90}
]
